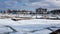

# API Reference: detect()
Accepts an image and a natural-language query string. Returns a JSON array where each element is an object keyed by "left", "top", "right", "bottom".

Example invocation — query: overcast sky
[{"left": 0, "top": 0, "right": 60, "bottom": 11}]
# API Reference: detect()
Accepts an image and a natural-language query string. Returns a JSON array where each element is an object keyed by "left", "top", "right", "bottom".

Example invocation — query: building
[
  {"left": 7, "top": 9, "right": 31, "bottom": 14},
  {"left": 7, "top": 9, "right": 17, "bottom": 14},
  {"left": 36, "top": 8, "right": 47, "bottom": 14},
  {"left": 18, "top": 10, "right": 31, "bottom": 14}
]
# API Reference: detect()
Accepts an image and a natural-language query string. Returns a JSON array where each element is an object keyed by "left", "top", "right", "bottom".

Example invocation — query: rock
[{"left": 50, "top": 29, "right": 60, "bottom": 34}]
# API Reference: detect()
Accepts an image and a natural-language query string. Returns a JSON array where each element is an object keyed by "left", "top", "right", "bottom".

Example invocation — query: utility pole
[
  {"left": 36, "top": 9, "right": 37, "bottom": 19},
  {"left": 36, "top": 11, "right": 37, "bottom": 19}
]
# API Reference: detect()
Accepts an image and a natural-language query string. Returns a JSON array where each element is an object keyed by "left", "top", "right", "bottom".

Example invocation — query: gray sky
[{"left": 0, "top": 0, "right": 60, "bottom": 11}]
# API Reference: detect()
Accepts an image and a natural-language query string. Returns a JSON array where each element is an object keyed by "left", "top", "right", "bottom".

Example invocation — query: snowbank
[{"left": 0, "top": 19, "right": 60, "bottom": 26}]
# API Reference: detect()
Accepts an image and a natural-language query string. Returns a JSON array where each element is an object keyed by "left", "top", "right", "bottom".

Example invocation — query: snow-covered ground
[
  {"left": 0, "top": 19, "right": 60, "bottom": 25},
  {"left": 0, "top": 19, "right": 60, "bottom": 34}
]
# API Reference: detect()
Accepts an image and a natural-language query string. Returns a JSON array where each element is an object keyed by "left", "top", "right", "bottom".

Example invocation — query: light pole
[{"left": 36, "top": 10, "right": 37, "bottom": 19}]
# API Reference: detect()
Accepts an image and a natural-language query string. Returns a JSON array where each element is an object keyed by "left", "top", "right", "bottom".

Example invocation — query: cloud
[
  {"left": 0, "top": 0, "right": 60, "bottom": 11},
  {"left": 4, "top": 0, "right": 18, "bottom": 6},
  {"left": 26, "top": 0, "right": 60, "bottom": 10}
]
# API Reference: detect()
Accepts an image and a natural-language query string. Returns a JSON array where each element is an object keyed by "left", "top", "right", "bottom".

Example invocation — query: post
[
  {"left": 36, "top": 11, "right": 37, "bottom": 19},
  {"left": 36, "top": 9, "right": 37, "bottom": 19}
]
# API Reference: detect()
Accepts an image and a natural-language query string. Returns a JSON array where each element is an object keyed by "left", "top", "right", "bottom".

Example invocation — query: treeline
[{"left": 48, "top": 9, "right": 60, "bottom": 14}]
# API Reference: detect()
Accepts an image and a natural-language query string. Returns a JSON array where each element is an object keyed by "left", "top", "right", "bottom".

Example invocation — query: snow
[
  {"left": 0, "top": 19, "right": 60, "bottom": 34},
  {"left": 0, "top": 19, "right": 60, "bottom": 25},
  {"left": 9, "top": 24, "right": 60, "bottom": 34}
]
